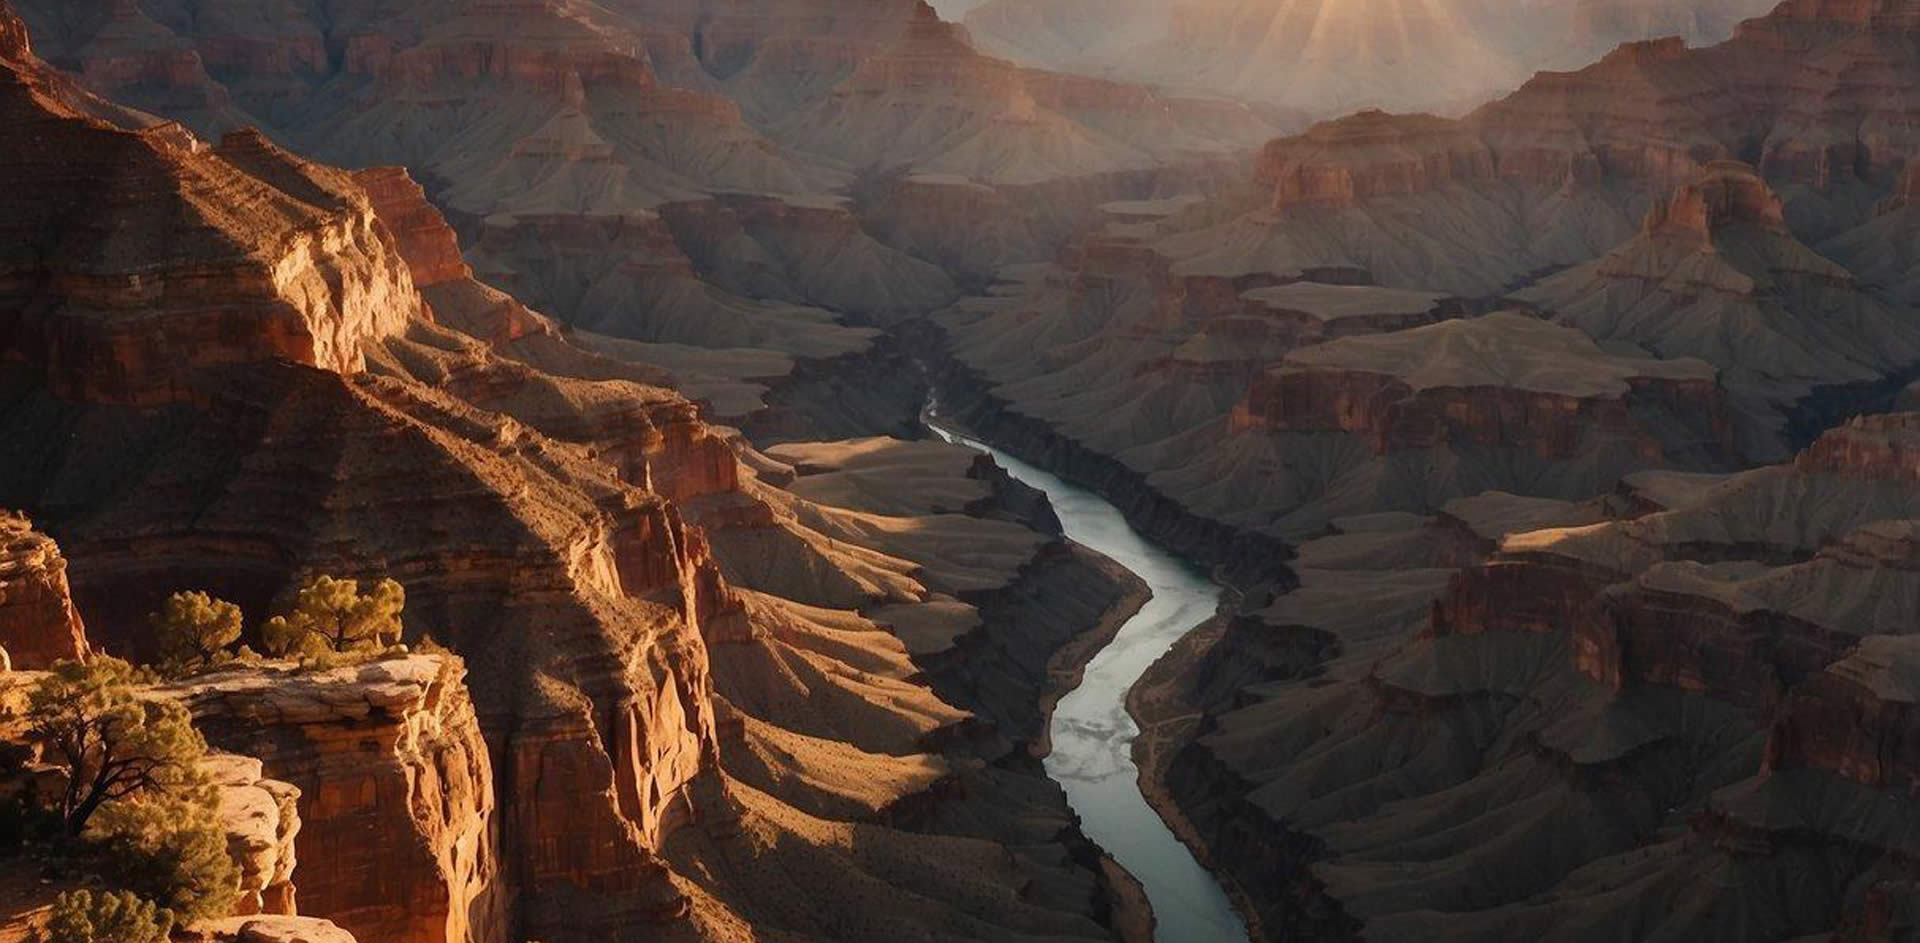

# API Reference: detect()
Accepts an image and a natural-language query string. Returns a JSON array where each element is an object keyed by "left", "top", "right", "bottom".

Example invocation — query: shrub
[
  {"left": 23, "top": 660, "right": 241, "bottom": 931},
  {"left": 150, "top": 591, "right": 243, "bottom": 676},
  {"left": 26, "top": 659, "right": 206, "bottom": 836},
  {"left": 39, "top": 889, "right": 174, "bottom": 943},
  {"left": 87, "top": 794, "right": 238, "bottom": 923},
  {"left": 262, "top": 576, "right": 405, "bottom": 657}
]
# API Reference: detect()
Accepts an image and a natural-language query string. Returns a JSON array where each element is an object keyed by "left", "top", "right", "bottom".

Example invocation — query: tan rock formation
[
  {"left": 1640, "top": 159, "right": 1789, "bottom": 239},
  {"left": 1256, "top": 111, "right": 1496, "bottom": 211},
  {"left": 0, "top": 60, "right": 419, "bottom": 405},
  {"left": 202, "top": 753, "right": 303, "bottom": 918},
  {"left": 0, "top": 513, "right": 87, "bottom": 669},
  {"left": 168, "top": 657, "right": 504, "bottom": 943},
  {"left": 350, "top": 167, "right": 475, "bottom": 291},
  {"left": 196, "top": 915, "right": 361, "bottom": 943}
]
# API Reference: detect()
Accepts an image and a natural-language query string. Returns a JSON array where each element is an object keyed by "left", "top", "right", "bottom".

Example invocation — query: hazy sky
[{"left": 926, "top": 0, "right": 987, "bottom": 19}]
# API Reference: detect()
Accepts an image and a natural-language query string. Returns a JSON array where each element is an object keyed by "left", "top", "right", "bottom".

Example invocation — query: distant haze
[
  {"left": 927, "top": 0, "right": 989, "bottom": 19},
  {"left": 959, "top": 0, "right": 1779, "bottom": 116}
]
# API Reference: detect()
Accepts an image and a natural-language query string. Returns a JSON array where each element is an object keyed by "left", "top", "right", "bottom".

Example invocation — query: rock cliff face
[
  {"left": 0, "top": 658, "right": 348, "bottom": 939},
  {"left": 1256, "top": 111, "right": 1496, "bottom": 211},
  {"left": 1472, "top": 2, "right": 1920, "bottom": 195},
  {"left": 202, "top": 753, "right": 303, "bottom": 919},
  {"left": 11, "top": 0, "right": 1266, "bottom": 442},
  {"left": 1768, "top": 635, "right": 1920, "bottom": 792},
  {"left": 0, "top": 514, "right": 87, "bottom": 669},
  {"left": 1233, "top": 312, "right": 1731, "bottom": 460},
  {"left": 169, "top": 657, "right": 504, "bottom": 943},
  {"left": 0, "top": 56, "right": 419, "bottom": 406},
  {"left": 1639, "top": 158, "right": 1789, "bottom": 238}
]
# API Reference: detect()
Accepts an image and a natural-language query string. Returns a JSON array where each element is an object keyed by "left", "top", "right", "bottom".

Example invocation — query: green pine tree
[
  {"left": 26, "top": 659, "right": 205, "bottom": 836},
  {"left": 262, "top": 575, "right": 405, "bottom": 657},
  {"left": 40, "top": 887, "right": 174, "bottom": 943},
  {"left": 150, "top": 591, "right": 243, "bottom": 675}
]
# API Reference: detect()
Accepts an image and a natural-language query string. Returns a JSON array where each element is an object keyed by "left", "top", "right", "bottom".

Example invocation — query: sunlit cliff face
[{"left": 960, "top": 0, "right": 1780, "bottom": 114}]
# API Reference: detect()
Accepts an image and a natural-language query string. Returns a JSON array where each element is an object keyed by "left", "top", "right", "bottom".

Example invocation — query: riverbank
[
  {"left": 1029, "top": 548, "right": 1152, "bottom": 759},
  {"left": 1127, "top": 616, "right": 1272, "bottom": 943},
  {"left": 911, "top": 330, "right": 1297, "bottom": 593},
  {"left": 930, "top": 417, "right": 1252, "bottom": 943}
]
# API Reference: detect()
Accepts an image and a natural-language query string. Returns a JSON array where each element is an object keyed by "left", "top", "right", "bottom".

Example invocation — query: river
[{"left": 928, "top": 421, "right": 1252, "bottom": 943}]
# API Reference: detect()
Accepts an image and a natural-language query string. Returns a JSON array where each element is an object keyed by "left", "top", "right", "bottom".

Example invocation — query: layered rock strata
[
  {"left": 1522, "top": 162, "right": 1920, "bottom": 458},
  {"left": 1138, "top": 414, "right": 1920, "bottom": 941},
  {"left": 1233, "top": 311, "right": 1731, "bottom": 460},
  {"left": 11, "top": 0, "right": 1269, "bottom": 443},
  {"left": 167, "top": 657, "right": 503, "bottom": 943},
  {"left": 0, "top": 514, "right": 86, "bottom": 668},
  {"left": 0, "top": 39, "right": 417, "bottom": 406}
]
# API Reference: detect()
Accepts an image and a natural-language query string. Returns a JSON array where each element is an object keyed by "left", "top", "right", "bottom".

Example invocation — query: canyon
[
  {"left": 0, "top": 7, "right": 1162, "bottom": 940},
  {"left": 0, "top": 0, "right": 1917, "bottom": 941}
]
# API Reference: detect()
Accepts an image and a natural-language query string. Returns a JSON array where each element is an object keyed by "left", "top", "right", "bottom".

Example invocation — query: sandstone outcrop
[
  {"left": 196, "top": 916, "right": 360, "bottom": 943},
  {"left": 167, "top": 657, "right": 503, "bottom": 943},
  {"left": 0, "top": 514, "right": 86, "bottom": 669},
  {"left": 0, "top": 57, "right": 419, "bottom": 405},
  {"left": 1256, "top": 111, "right": 1496, "bottom": 211},
  {"left": 202, "top": 753, "right": 303, "bottom": 919},
  {"left": 0, "top": 666, "right": 343, "bottom": 939}
]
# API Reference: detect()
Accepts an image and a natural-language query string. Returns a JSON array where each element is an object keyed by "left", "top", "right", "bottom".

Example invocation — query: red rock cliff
[
  {"left": 1233, "top": 313, "right": 1731, "bottom": 460},
  {"left": 170, "top": 656, "right": 506, "bottom": 943},
  {"left": 1766, "top": 636, "right": 1920, "bottom": 791},
  {"left": 0, "top": 513, "right": 88, "bottom": 669},
  {"left": 0, "top": 54, "right": 419, "bottom": 406},
  {"left": 1255, "top": 110, "right": 1495, "bottom": 209}
]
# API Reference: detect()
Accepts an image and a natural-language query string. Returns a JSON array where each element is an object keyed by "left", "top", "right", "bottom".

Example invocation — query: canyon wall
[
  {"left": 169, "top": 658, "right": 505, "bottom": 943},
  {"left": 0, "top": 514, "right": 87, "bottom": 669}
]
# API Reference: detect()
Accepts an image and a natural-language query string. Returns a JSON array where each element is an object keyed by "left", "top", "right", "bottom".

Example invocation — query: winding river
[{"left": 929, "top": 421, "right": 1251, "bottom": 943}]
